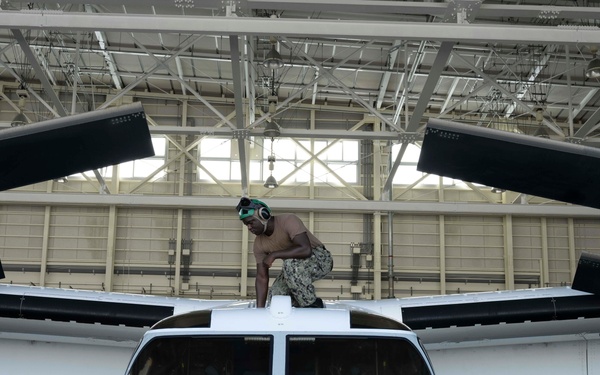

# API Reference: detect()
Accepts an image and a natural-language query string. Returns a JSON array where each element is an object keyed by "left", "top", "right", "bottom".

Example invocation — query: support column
[
  {"left": 310, "top": 110, "right": 316, "bottom": 199},
  {"left": 372, "top": 119, "right": 383, "bottom": 299},
  {"left": 568, "top": 218, "right": 577, "bottom": 280},
  {"left": 309, "top": 110, "right": 316, "bottom": 233},
  {"left": 540, "top": 217, "right": 549, "bottom": 287},
  {"left": 173, "top": 101, "right": 188, "bottom": 295},
  {"left": 39, "top": 206, "right": 51, "bottom": 286},
  {"left": 438, "top": 176, "right": 446, "bottom": 295},
  {"left": 387, "top": 212, "right": 394, "bottom": 298},
  {"left": 174, "top": 209, "right": 183, "bottom": 296},
  {"left": 504, "top": 214, "right": 515, "bottom": 290},
  {"left": 111, "top": 163, "right": 120, "bottom": 195},
  {"left": 373, "top": 212, "right": 382, "bottom": 299},
  {"left": 240, "top": 227, "right": 249, "bottom": 298},
  {"left": 178, "top": 101, "right": 188, "bottom": 198},
  {"left": 439, "top": 215, "right": 446, "bottom": 295},
  {"left": 104, "top": 205, "right": 117, "bottom": 292}
]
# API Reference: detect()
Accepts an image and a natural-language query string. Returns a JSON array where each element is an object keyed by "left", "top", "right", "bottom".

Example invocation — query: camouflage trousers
[{"left": 267, "top": 245, "right": 333, "bottom": 307}]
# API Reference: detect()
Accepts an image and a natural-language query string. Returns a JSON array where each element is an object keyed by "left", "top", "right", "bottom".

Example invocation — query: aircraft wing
[
  {"left": 0, "top": 254, "right": 598, "bottom": 345},
  {"left": 0, "top": 252, "right": 598, "bottom": 375},
  {"left": 0, "top": 102, "right": 154, "bottom": 191},
  {"left": 417, "top": 118, "right": 600, "bottom": 209}
]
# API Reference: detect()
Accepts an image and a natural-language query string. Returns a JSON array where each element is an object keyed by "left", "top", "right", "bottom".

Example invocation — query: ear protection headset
[{"left": 236, "top": 197, "right": 271, "bottom": 221}]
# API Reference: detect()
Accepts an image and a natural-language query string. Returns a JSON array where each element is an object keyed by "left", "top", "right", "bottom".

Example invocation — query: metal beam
[
  {"left": 440, "top": 77, "right": 460, "bottom": 114},
  {"left": 383, "top": 42, "right": 455, "bottom": 197},
  {"left": 20, "top": 0, "right": 600, "bottom": 22},
  {"left": 128, "top": 35, "right": 237, "bottom": 130},
  {"left": 98, "top": 34, "right": 202, "bottom": 109},
  {"left": 147, "top": 125, "right": 408, "bottom": 141},
  {"left": 503, "top": 45, "right": 557, "bottom": 118},
  {"left": 1, "top": 12, "right": 600, "bottom": 44},
  {"left": 0, "top": 192, "right": 598, "bottom": 217},
  {"left": 1, "top": 38, "right": 593, "bottom": 91},
  {"left": 392, "top": 41, "right": 426, "bottom": 125},
  {"left": 284, "top": 37, "right": 400, "bottom": 131},
  {"left": 572, "top": 88, "right": 598, "bottom": 120},
  {"left": 11, "top": 29, "right": 67, "bottom": 117},
  {"left": 250, "top": 39, "right": 376, "bottom": 131},
  {"left": 247, "top": 1, "right": 600, "bottom": 21},
  {"left": 84, "top": 5, "right": 122, "bottom": 90},
  {"left": 229, "top": 35, "right": 249, "bottom": 195},
  {"left": 175, "top": 57, "right": 187, "bottom": 96},
  {"left": 376, "top": 39, "right": 402, "bottom": 109},
  {"left": 31, "top": 46, "right": 57, "bottom": 87},
  {"left": 452, "top": 52, "right": 565, "bottom": 137},
  {"left": 407, "top": 42, "right": 455, "bottom": 132},
  {"left": 574, "top": 106, "right": 600, "bottom": 139},
  {"left": 439, "top": 81, "right": 489, "bottom": 116}
]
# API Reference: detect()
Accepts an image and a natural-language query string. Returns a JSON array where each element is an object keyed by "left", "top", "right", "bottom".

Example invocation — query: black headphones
[{"left": 236, "top": 197, "right": 271, "bottom": 220}]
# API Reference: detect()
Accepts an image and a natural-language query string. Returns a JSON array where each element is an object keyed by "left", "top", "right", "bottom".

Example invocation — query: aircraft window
[
  {"left": 286, "top": 336, "right": 432, "bottom": 375},
  {"left": 128, "top": 335, "right": 272, "bottom": 375},
  {"left": 349, "top": 310, "right": 411, "bottom": 330},
  {"left": 151, "top": 310, "right": 212, "bottom": 329}
]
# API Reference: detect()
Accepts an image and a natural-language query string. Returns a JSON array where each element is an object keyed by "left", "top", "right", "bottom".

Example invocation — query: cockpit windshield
[
  {"left": 126, "top": 334, "right": 432, "bottom": 375},
  {"left": 287, "top": 336, "right": 433, "bottom": 375},
  {"left": 127, "top": 335, "right": 272, "bottom": 375}
]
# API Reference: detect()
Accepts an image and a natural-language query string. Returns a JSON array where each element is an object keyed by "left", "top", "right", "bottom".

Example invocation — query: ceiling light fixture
[
  {"left": 264, "top": 173, "right": 278, "bottom": 189},
  {"left": 11, "top": 112, "right": 27, "bottom": 127},
  {"left": 264, "top": 138, "right": 278, "bottom": 189},
  {"left": 262, "top": 37, "right": 284, "bottom": 70},
  {"left": 533, "top": 126, "right": 549, "bottom": 138},
  {"left": 11, "top": 97, "right": 27, "bottom": 127},
  {"left": 533, "top": 108, "right": 549, "bottom": 138},
  {"left": 263, "top": 121, "right": 280, "bottom": 138},
  {"left": 586, "top": 46, "right": 600, "bottom": 79},
  {"left": 586, "top": 55, "right": 600, "bottom": 79}
]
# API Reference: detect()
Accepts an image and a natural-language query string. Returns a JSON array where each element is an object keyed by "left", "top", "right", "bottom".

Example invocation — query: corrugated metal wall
[{"left": 1, "top": 201, "right": 598, "bottom": 301}]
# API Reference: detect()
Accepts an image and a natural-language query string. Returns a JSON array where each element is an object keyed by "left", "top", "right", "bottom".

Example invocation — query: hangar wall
[
  {"left": 0, "top": 99, "right": 599, "bottom": 301},
  {"left": 1, "top": 198, "right": 599, "bottom": 301}
]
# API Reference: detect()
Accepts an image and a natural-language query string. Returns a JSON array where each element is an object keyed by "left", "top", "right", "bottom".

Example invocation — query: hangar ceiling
[{"left": 0, "top": 0, "right": 600, "bottom": 201}]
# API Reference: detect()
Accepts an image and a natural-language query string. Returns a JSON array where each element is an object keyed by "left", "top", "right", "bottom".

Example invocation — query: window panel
[
  {"left": 276, "top": 139, "right": 297, "bottom": 159},
  {"left": 151, "top": 136, "right": 166, "bottom": 157},
  {"left": 343, "top": 140, "right": 359, "bottom": 160},
  {"left": 119, "top": 162, "right": 134, "bottom": 178},
  {"left": 198, "top": 137, "right": 359, "bottom": 185},
  {"left": 200, "top": 138, "right": 231, "bottom": 158},
  {"left": 334, "top": 163, "right": 357, "bottom": 183},
  {"left": 325, "top": 142, "right": 343, "bottom": 160},
  {"left": 230, "top": 160, "right": 241, "bottom": 180},
  {"left": 199, "top": 160, "right": 230, "bottom": 180},
  {"left": 249, "top": 160, "right": 262, "bottom": 181}
]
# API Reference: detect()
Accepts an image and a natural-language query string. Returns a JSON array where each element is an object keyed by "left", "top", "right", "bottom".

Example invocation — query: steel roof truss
[
  {"left": 376, "top": 39, "right": 402, "bottom": 110},
  {"left": 98, "top": 34, "right": 202, "bottom": 109},
  {"left": 128, "top": 34, "right": 237, "bottom": 131},
  {"left": 283, "top": 37, "right": 399, "bottom": 132},
  {"left": 11, "top": 29, "right": 67, "bottom": 116},
  {"left": 229, "top": 34, "right": 249, "bottom": 195},
  {"left": 249, "top": 40, "right": 373, "bottom": 131},
  {"left": 453, "top": 51, "right": 565, "bottom": 137},
  {"left": 84, "top": 4, "right": 122, "bottom": 90}
]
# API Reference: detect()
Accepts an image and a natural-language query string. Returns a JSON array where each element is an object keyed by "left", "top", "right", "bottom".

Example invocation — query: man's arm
[
  {"left": 255, "top": 262, "right": 269, "bottom": 307},
  {"left": 263, "top": 232, "right": 312, "bottom": 267}
]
